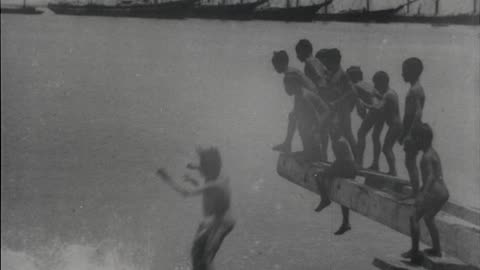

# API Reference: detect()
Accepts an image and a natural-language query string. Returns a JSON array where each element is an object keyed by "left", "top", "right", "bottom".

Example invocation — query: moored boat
[
  {"left": 189, "top": 0, "right": 268, "bottom": 20},
  {"left": 48, "top": 0, "right": 196, "bottom": 19},
  {"left": 316, "top": 0, "right": 417, "bottom": 23},
  {"left": 253, "top": 0, "right": 332, "bottom": 22},
  {"left": 1, "top": 0, "right": 43, "bottom": 14}
]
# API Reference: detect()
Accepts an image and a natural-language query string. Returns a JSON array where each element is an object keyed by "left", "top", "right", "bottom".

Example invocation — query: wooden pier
[{"left": 276, "top": 153, "right": 480, "bottom": 269}]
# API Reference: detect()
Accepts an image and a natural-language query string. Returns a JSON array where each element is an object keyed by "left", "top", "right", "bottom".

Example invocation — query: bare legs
[
  {"left": 382, "top": 124, "right": 402, "bottom": 176},
  {"left": 369, "top": 120, "right": 384, "bottom": 170}
]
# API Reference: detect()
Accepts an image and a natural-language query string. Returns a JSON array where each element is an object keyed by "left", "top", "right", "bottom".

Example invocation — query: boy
[
  {"left": 318, "top": 49, "right": 358, "bottom": 161},
  {"left": 361, "top": 71, "right": 402, "bottom": 176},
  {"left": 271, "top": 50, "right": 331, "bottom": 162},
  {"left": 295, "top": 39, "right": 330, "bottom": 160},
  {"left": 295, "top": 39, "right": 328, "bottom": 94},
  {"left": 346, "top": 66, "right": 384, "bottom": 169},
  {"left": 157, "top": 147, "right": 235, "bottom": 270},
  {"left": 400, "top": 57, "right": 426, "bottom": 196},
  {"left": 314, "top": 117, "right": 356, "bottom": 235},
  {"left": 401, "top": 123, "right": 449, "bottom": 264}
]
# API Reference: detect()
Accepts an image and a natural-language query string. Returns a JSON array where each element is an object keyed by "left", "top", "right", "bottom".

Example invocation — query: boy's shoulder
[{"left": 408, "top": 83, "right": 425, "bottom": 97}]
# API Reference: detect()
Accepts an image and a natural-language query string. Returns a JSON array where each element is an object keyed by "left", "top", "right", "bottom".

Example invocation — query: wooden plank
[
  {"left": 315, "top": 159, "right": 480, "bottom": 226},
  {"left": 276, "top": 153, "right": 480, "bottom": 267}
]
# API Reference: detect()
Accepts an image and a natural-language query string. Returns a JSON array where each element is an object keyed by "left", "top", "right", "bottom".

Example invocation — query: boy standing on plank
[
  {"left": 157, "top": 147, "right": 235, "bottom": 270},
  {"left": 271, "top": 50, "right": 331, "bottom": 162},
  {"left": 400, "top": 57, "right": 426, "bottom": 196},
  {"left": 401, "top": 123, "right": 449, "bottom": 264},
  {"left": 295, "top": 39, "right": 330, "bottom": 160},
  {"left": 361, "top": 71, "right": 402, "bottom": 176},
  {"left": 346, "top": 66, "right": 384, "bottom": 169}
]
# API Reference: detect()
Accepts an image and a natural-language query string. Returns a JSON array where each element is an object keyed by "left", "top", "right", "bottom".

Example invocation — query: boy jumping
[{"left": 157, "top": 147, "right": 235, "bottom": 270}]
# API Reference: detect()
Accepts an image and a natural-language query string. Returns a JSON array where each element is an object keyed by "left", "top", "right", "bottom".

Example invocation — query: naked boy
[
  {"left": 158, "top": 147, "right": 235, "bottom": 270},
  {"left": 401, "top": 123, "right": 449, "bottom": 264}
]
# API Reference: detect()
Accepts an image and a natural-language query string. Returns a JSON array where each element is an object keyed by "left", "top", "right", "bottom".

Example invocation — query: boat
[
  {"left": 47, "top": 0, "right": 196, "bottom": 19},
  {"left": 316, "top": 0, "right": 417, "bottom": 23},
  {"left": 1, "top": 0, "right": 43, "bottom": 14},
  {"left": 189, "top": 0, "right": 268, "bottom": 20},
  {"left": 253, "top": 0, "right": 332, "bottom": 22},
  {"left": 392, "top": 0, "right": 479, "bottom": 26}
]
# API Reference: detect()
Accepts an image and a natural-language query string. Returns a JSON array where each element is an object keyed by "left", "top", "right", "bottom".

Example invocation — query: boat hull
[
  {"left": 317, "top": 7, "right": 403, "bottom": 23},
  {"left": 47, "top": 1, "right": 193, "bottom": 19},
  {"left": 189, "top": 0, "right": 267, "bottom": 20},
  {"left": 1, "top": 6, "right": 43, "bottom": 14},
  {"left": 254, "top": 4, "right": 324, "bottom": 22}
]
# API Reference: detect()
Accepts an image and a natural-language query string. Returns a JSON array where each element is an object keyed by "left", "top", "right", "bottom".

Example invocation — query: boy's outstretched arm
[{"left": 157, "top": 169, "right": 200, "bottom": 197}]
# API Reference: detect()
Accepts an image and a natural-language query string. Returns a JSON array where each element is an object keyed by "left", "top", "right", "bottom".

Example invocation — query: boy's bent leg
[
  {"left": 204, "top": 216, "right": 235, "bottom": 267},
  {"left": 423, "top": 196, "right": 449, "bottom": 256},
  {"left": 335, "top": 206, "right": 351, "bottom": 235},
  {"left": 404, "top": 139, "right": 420, "bottom": 196},
  {"left": 315, "top": 171, "right": 332, "bottom": 212},
  {"left": 382, "top": 125, "right": 402, "bottom": 176},
  {"left": 192, "top": 222, "right": 211, "bottom": 270},
  {"left": 356, "top": 112, "right": 377, "bottom": 167},
  {"left": 369, "top": 121, "right": 384, "bottom": 171}
]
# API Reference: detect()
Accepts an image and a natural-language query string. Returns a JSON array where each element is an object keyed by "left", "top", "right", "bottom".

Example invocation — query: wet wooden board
[{"left": 276, "top": 153, "right": 480, "bottom": 267}]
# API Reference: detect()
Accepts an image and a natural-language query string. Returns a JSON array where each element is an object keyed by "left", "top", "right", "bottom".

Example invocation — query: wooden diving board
[
  {"left": 315, "top": 160, "right": 480, "bottom": 226},
  {"left": 276, "top": 153, "right": 480, "bottom": 268}
]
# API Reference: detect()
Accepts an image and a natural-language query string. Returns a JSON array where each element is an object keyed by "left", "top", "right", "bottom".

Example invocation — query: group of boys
[
  {"left": 271, "top": 39, "right": 450, "bottom": 265},
  {"left": 154, "top": 40, "right": 451, "bottom": 270}
]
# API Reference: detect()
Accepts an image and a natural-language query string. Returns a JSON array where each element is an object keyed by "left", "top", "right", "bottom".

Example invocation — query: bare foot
[
  {"left": 314, "top": 199, "right": 331, "bottom": 212},
  {"left": 401, "top": 250, "right": 423, "bottom": 265},
  {"left": 334, "top": 224, "right": 351, "bottom": 235},
  {"left": 423, "top": 248, "right": 442, "bottom": 257}
]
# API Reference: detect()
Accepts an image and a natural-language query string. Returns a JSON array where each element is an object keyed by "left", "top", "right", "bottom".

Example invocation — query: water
[{"left": 2, "top": 12, "right": 479, "bottom": 270}]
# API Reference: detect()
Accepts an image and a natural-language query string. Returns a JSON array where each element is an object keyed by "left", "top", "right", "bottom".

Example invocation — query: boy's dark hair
[
  {"left": 295, "top": 39, "right": 313, "bottom": 55},
  {"left": 372, "top": 71, "right": 389, "bottom": 86},
  {"left": 197, "top": 147, "right": 222, "bottom": 180},
  {"left": 346, "top": 66, "right": 363, "bottom": 82},
  {"left": 317, "top": 48, "right": 341, "bottom": 69},
  {"left": 315, "top": 49, "right": 329, "bottom": 65},
  {"left": 272, "top": 50, "right": 289, "bottom": 68},
  {"left": 403, "top": 57, "right": 424, "bottom": 80},
  {"left": 411, "top": 123, "right": 433, "bottom": 149},
  {"left": 327, "top": 48, "right": 342, "bottom": 67}
]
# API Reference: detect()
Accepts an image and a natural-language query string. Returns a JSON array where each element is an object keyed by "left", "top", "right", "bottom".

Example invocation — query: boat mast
[
  {"left": 434, "top": 0, "right": 439, "bottom": 15},
  {"left": 366, "top": 0, "right": 370, "bottom": 11},
  {"left": 23, "top": 0, "right": 26, "bottom": 8},
  {"left": 286, "top": 0, "right": 290, "bottom": 8},
  {"left": 296, "top": 0, "right": 299, "bottom": 7},
  {"left": 474, "top": 0, "right": 478, "bottom": 14}
]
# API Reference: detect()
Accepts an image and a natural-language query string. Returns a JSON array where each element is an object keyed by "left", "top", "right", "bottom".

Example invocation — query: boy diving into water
[
  {"left": 157, "top": 147, "right": 235, "bottom": 270},
  {"left": 271, "top": 50, "right": 331, "bottom": 162},
  {"left": 401, "top": 123, "right": 449, "bottom": 264}
]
